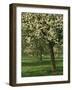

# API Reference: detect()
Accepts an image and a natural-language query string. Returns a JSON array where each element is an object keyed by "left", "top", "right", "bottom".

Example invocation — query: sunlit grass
[{"left": 21, "top": 55, "right": 63, "bottom": 77}]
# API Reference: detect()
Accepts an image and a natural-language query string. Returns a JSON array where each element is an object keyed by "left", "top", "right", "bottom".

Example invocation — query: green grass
[{"left": 21, "top": 55, "right": 63, "bottom": 77}]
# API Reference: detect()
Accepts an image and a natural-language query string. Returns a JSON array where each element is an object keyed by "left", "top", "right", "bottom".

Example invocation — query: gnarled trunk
[{"left": 49, "top": 42, "right": 56, "bottom": 74}]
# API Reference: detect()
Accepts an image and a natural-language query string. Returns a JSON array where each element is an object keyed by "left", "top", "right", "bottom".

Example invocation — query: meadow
[{"left": 21, "top": 55, "right": 63, "bottom": 77}]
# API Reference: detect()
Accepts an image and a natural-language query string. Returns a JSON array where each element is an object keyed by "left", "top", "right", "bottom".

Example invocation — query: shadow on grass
[
  {"left": 22, "top": 60, "right": 51, "bottom": 66},
  {"left": 22, "top": 60, "right": 63, "bottom": 66},
  {"left": 22, "top": 66, "right": 63, "bottom": 77}
]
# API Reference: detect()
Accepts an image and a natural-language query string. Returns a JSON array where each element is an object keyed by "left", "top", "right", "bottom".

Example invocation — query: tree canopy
[{"left": 21, "top": 12, "right": 63, "bottom": 56}]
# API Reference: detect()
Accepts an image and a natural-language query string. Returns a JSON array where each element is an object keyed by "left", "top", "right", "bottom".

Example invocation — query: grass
[{"left": 21, "top": 55, "right": 63, "bottom": 77}]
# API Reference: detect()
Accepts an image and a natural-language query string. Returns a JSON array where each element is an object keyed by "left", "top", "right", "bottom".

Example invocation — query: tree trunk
[
  {"left": 49, "top": 42, "right": 56, "bottom": 74},
  {"left": 39, "top": 46, "right": 42, "bottom": 61},
  {"left": 40, "top": 50, "right": 42, "bottom": 61}
]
